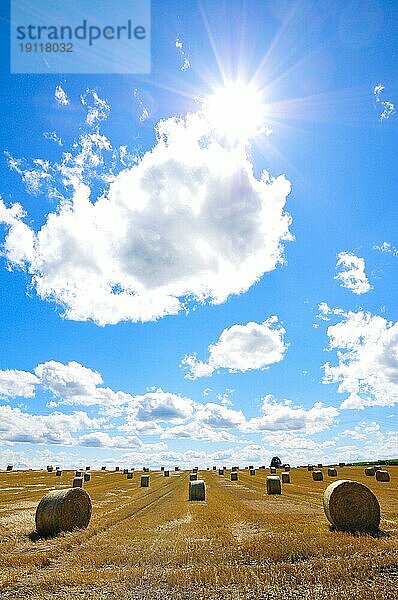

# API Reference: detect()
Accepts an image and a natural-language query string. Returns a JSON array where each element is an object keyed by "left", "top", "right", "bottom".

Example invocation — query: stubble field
[{"left": 0, "top": 465, "right": 397, "bottom": 600}]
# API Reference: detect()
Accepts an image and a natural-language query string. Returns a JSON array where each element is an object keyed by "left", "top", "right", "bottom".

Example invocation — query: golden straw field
[{"left": 1, "top": 466, "right": 397, "bottom": 599}]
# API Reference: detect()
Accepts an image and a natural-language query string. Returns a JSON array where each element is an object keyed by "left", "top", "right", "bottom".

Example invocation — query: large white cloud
[
  {"left": 182, "top": 316, "right": 287, "bottom": 379},
  {"left": 0, "top": 104, "right": 292, "bottom": 325},
  {"left": 334, "top": 251, "right": 371, "bottom": 295},
  {"left": 244, "top": 395, "right": 338, "bottom": 434},
  {"left": 0, "top": 405, "right": 99, "bottom": 445},
  {"left": 323, "top": 310, "right": 398, "bottom": 409}
]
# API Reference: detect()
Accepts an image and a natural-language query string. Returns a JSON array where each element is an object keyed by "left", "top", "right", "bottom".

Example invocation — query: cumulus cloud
[
  {"left": 0, "top": 100, "right": 292, "bottom": 325},
  {"left": 323, "top": 309, "right": 398, "bottom": 409},
  {"left": 125, "top": 389, "right": 194, "bottom": 424},
  {"left": 0, "top": 405, "right": 99, "bottom": 445},
  {"left": 335, "top": 251, "right": 371, "bottom": 294},
  {"left": 0, "top": 369, "right": 40, "bottom": 399},
  {"left": 55, "top": 85, "right": 69, "bottom": 106},
  {"left": 244, "top": 394, "right": 338, "bottom": 434},
  {"left": 181, "top": 316, "right": 287, "bottom": 379},
  {"left": 161, "top": 422, "right": 235, "bottom": 442}
]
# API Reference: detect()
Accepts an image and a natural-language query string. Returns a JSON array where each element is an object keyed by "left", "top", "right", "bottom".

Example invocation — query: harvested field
[{"left": 0, "top": 466, "right": 397, "bottom": 599}]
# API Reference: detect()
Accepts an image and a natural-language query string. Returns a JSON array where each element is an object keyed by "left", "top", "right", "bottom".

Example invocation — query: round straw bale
[
  {"left": 231, "top": 472, "right": 238, "bottom": 481},
  {"left": 323, "top": 479, "right": 380, "bottom": 532},
  {"left": 365, "top": 466, "right": 375, "bottom": 476},
  {"left": 328, "top": 468, "right": 337, "bottom": 477},
  {"left": 282, "top": 472, "right": 290, "bottom": 483},
  {"left": 84, "top": 472, "right": 91, "bottom": 482},
  {"left": 189, "top": 479, "right": 205, "bottom": 501},
  {"left": 115, "top": 466, "right": 120, "bottom": 472},
  {"left": 141, "top": 475, "right": 150, "bottom": 487},
  {"left": 266, "top": 475, "right": 281, "bottom": 495},
  {"left": 248, "top": 465, "right": 253, "bottom": 470},
  {"left": 85, "top": 466, "right": 90, "bottom": 471},
  {"left": 312, "top": 470, "right": 323, "bottom": 481},
  {"left": 55, "top": 470, "right": 62, "bottom": 476},
  {"left": 270, "top": 467, "right": 277, "bottom": 474},
  {"left": 164, "top": 470, "right": 170, "bottom": 477},
  {"left": 47, "top": 465, "right": 53, "bottom": 473},
  {"left": 6, "top": 465, "right": 13, "bottom": 471},
  {"left": 212, "top": 466, "right": 217, "bottom": 470},
  {"left": 375, "top": 470, "right": 390, "bottom": 482},
  {"left": 126, "top": 472, "right": 133, "bottom": 479},
  {"left": 73, "top": 477, "right": 83, "bottom": 488},
  {"left": 307, "top": 465, "right": 314, "bottom": 471},
  {"left": 249, "top": 469, "right": 256, "bottom": 476},
  {"left": 190, "top": 472, "right": 198, "bottom": 481},
  {"left": 175, "top": 466, "right": 180, "bottom": 471},
  {"left": 75, "top": 470, "right": 82, "bottom": 477},
  {"left": 318, "top": 463, "right": 323, "bottom": 468},
  {"left": 339, "top": 462, "right": 345, "bottom": 467},
  {"left": 160, "top": 466, "right": 164, "bottom": 471},
  {"left": 218, "top": 468, "right": 224, "bottom": 475},
  {"left": 283, "top": 464, "right": 291, "bottom": 471},
  {"left": 101, "top": 466, "right": 106, "bottom": 470},
  {"left": 35, "top": 487, "right": 92, "bottom": 537},
  {"left": 123, "top": 468, "right": 129, "bottom": 474}
]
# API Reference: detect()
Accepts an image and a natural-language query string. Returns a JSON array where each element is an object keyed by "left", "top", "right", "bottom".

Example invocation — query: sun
[{"left": 203, "top": 81, "right": 267, "bottom": 143}]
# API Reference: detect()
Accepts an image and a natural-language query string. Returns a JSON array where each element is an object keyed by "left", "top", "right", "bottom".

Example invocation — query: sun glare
[{"left": 204, "top": 82, "right": 266, "bottom": 143}]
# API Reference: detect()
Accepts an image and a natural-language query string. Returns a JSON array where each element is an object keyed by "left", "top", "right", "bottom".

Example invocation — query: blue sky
[{"left": 0, "top": 0, "right": 397, "bottom": 469}]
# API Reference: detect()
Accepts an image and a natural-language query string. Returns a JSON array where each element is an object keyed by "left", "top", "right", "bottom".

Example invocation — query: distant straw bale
[
  {"left": 164, "top": 470, "right": 170, "bottom": 477},
  {"left": 73, "top": 477, "right": 83, "bottom": 488},
  {"left": 328, "top": 468, "right": 337, "bottom": 477},
  {"left": 266, "top": 476, "right": 281, "bottom": 495},
  {"left": 35, "top": 488, "right": 92, "bottom": 537},
  {"left": 231, "top": 472, "right": 238, "bottom": 481},
  {"left": 141, "top": 475, "right": 150, "bottom": 487},
  {"left": 190, "top": 473, "right": 198, "bottom": 481},
  {"left": 84, "top": 472, "right": 91, "bottom": 482},
  {"left": 365, "top": 467, "right": 375, "bottom": 476},
  {"left": 282, "top": 472, "right": 290, "bottom": 483},
  {"left": 312, "top": 470, "right": 323, "bottom": 481},
  {"left": 127, "top": 472, "right": 133, "bottom": 479},
  {"left": 323, "top": 479, "right": 380, "bottom": 532},
  {"left": 218, "top": 469, "right": 224, "bottom": 475},
  {"left": 375, "top": 470, "right": 390, "bottom": 482},
  {"left": 189, "top": 479, "right": 205, "bottom": 501},
  {"left": 249, "top": 469, "right": 256, "bottom": 476}
]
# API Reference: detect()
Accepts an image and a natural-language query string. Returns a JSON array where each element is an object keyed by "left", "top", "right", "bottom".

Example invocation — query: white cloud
[
  {"left": 125, "top": 389, "right": 194, "bottom": 424},
  {"left": 161, "top": 422, "right": 235, "bottom": 442},
  {"left": 335, "top": 251, "right": 371, "bottom": 294},
  {"left": 175, "top": 37, "right": 191, "bottom": 71},
  {"left": 133, "top": 89, "right": 150, "bottom": 122},
  {"left": 0, "top": 405, "right": 99, "bottom": 446},
  {"left": 55, "top": 85, "right": 69, "bottom": 106},
  {"left": 0, "top": 369, "right": 39, "bottom": 399},
  {"left": 43, "top": 131, "right": 63, "bottom": 146},
  {"left": 373, "top": 84, "right": 395, "bottom": 121},
  {"left": 323, "top": 310, "right": 398, "bottom": 409},
  {"left": 340, "top": 421, "right": 384, "bottom": 441},
  {"left": 0, "top": 103, "right": 292, "bottom": 326},
  {"left": 374, "top": 241, "right": 398, "bottom": 257},
  {"left": 182, "top": 316, "right": 287, "bottom": 379},
  {"left": 195, "top": 402, "right": 245, "bottom": 428},
  {"left": 81, "top": 89, "right": 110, "bottom": 127},
  {"left": 78, "top": 432, "right": 143, "bottom": 449},
  {"left": 244, "top": 395, "right": 338, "bottom": 434}
]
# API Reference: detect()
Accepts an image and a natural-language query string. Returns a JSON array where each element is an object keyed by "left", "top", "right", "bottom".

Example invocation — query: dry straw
[
  {"left": 312, "top": 470, "right": 323, "bottom": 481},
  {"left": 266, "top": 475, "right": 281, "bottom": 495},
  {"left": 376, "top": 470, "right": 390, "bottom": 482},
  {"left": 189, "top": 479, "right": 205, "bottom": 501},
  {"left": 141, "top": 475, "right": 150, "bottom": 487},
  {"left": 282, "top": 472, "right": 290, "bottom": 483},
  {"left": 35, "top": 487, "right": 92, "bottom": 537},
  {"left": 231, "top": 472, "right": 238, "bottom": 481},
  {"left": 365, "top": 466, "right": 375, "bottom": 476},
  {"left": 328, "top": 468, "right": 337, "bottom": 477},
  {"left": 323, "top": 479, "right": 380, "bottom": 532}
]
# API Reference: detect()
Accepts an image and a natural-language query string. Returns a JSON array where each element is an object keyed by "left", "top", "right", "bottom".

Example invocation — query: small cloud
[
  {"left": 133, "top": 89, "right": 149, "bottom": 122},
  {"left": 373, "top": 241, "right": 398, "bottom": 257},
  {"left": 81, "top": 89, "right": 110, "bottom": 127},
  {"left": 43, "top": 131, "right": 63, "bottom": 146},
  {"left": 373, "top": 84, "right": 395, "bottom": 121},
  {"left": 335, "top": 251, "right": 371, "bottom": 294},
  {"left": 55, "top": 85, "right": 69, "bottom": 107},
  {"left": 175, "top": 36, "right": 191, "bottom": 71}
]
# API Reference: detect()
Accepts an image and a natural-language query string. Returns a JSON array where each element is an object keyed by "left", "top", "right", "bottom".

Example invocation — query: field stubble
[{"left": 0, "top": 466, "right": 397, "bottom": 599}]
